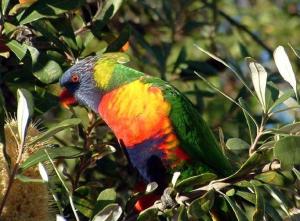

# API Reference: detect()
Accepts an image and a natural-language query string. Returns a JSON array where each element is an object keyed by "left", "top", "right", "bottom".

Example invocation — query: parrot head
[
  {"left": 59, "top": 56, "right": 101, "bottom": 112},
  {"left": 59, "top": 53, "right": 131, "bottom": 111}
]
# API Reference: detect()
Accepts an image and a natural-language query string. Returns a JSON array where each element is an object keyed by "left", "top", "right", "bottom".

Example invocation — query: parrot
[{"left": 59, "top": 52, "right": 233, "bottom": 211}]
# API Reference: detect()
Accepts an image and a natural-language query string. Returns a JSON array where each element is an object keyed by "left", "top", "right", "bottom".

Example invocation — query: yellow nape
[{"left": 94, "top": 53, "right": 130, "bottom": 89}]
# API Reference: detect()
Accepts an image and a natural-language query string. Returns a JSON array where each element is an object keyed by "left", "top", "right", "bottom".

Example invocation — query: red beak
[{"left": 59, "top": 88, "right": 77, "bottom": 108}]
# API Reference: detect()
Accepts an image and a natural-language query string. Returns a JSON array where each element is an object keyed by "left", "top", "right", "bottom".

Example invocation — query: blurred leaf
[
  {"left": 106, "top": 25, "right": 131, "bottom": 52},
  {"left": 92, "top": 204, "right": 122, "bottom": 221},
  {"left": 19, "top": 0, "right": 86, "bottom": 25},
  {"left": 251, "top": 181, "right": 265, "bottom": 221},
  {"left": 95, "top": 0, "right": 124, "bottom": 21},
  {"left": 221, "top": 193, "right": 248, "bottom": 221},
  {"left": 94, "top": 188, "right": 117, "bottom": 215},
  {"left": 194, "top": 44, "right": 254, "bottom": 96},
  {"left": 17, "top": 88, "right": 34, "bottom": 145},
  {"left": 226, "top": 138, "right": 250, "bottom": 151},
  {"left": 137, "top": 207, "right": 159, "bottom": 221},
  {"left": 80, "top": 32, "right": 107, "bottom": 57},
  {"left": 238, "top": 42, "right": 250, "bottom": 57},
  {"left": 20, "top": 146, "right": 85, "bottom": 171},
  {"left": 274, "top": 136, "right": 300, "bottom": 169},
  {"left": 28, "top": 118, "right": 81, "bottom": 146},
  {"left": 273, "top": 45, "right": 298, "bottom": 100},
  {"left": 6, "top": 40, "right": 27, "bottom": 60},
  {"left": 172, "top": 47, "right": 187, "bottom": 73},
  {"left": 247, "top": 57, "right": 267, "bottom": 112},
  {"left": 1, "top": 0, "right": 10, "bottom": 15},
  {"left": 188, "top": 189, "right": 215, "bottom": 218},
  {"left": 175, "top": 173, "right": 217, "bottom": 191}
]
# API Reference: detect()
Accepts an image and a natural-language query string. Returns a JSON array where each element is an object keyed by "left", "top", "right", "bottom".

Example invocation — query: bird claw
[{"left": 159, "top": 187, "right": 177, "bottom": 210}]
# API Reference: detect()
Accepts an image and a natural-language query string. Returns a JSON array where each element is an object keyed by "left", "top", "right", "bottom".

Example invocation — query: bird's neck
[
  {"left": 95, "top": 64, "right": 144, "bottom": 92},
  {"left": 77, "top": 88, "right": 102, "bottom": 113}
]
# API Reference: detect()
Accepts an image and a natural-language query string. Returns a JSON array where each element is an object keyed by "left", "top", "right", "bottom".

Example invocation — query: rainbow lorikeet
[{"left": 59, "top": 52, "right": 232, "bottom": 210}]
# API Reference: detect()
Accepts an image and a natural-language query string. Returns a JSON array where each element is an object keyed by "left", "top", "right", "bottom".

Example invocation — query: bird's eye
[{"left": 71, "top": 74, "right": 80, "bottom": 83}]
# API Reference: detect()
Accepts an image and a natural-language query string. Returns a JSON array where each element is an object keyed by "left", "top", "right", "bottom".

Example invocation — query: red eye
[{"left": 71, "top": 74, "right": 80, "bottom": 83}]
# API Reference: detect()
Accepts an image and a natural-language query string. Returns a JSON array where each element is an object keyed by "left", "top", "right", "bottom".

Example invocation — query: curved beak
[{"left": 59, "top": 88, "right": 77, "bottom": 108}]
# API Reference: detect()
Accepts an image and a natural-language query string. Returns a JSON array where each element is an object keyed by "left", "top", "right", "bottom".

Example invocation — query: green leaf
[
  {"left": 246, "top": 57, "right": 267, "bottom": 112},
  {"left": 251, "top": 181, "right": 265, "bottom": 221},
  {"left": 255, "top": 171, "right": 295, "bottom": 186},
  {"left": 221, "top": 193, "right": 248, "bottom": 221},
  {"left": 226, "top": 147, "right": 272, "bottom": 180},
  {"left": 31, "top": 52, "right": 63, "bottom": 84},
  {"left": 38, "top": 162, "right": 48, "bottom": 182},
  {"left": 92, "top": 204, "right": 122, "bottom": 221},
  {"left": 235, "top": 190, "right": 255, "bottom": 204},
  {"left": 238, "top": 98, "right": 257, "bottom": 144},
  {"left": 226, "top": 138, "right": 250, "bottom": 151},
  {"left": 94, "top": 188, "right": 117, "bottom": 215},
  {"left": 1, "top": 0, "right": 10, "bottom": 15},
  {"left": 188, "top": 189, "right": 215, "bottom": 218},
  {"left": 20, "top": 146, "right": 85, "bottom": 171},
  {"left": 15, "top": 174, "right": 44, "bottom": 183},
  {"left": 137, "top": 207, "right": 159, "bottom": 221},
  {"left": 17, "top": 88, "right": 34, "bottom": 145},
  {"left": 273, "top": 46, "right": 298, "bottom": 100},
  {"left": 268, "top": 89, "right": 294, "bottom": 113},
  {"left": 264, "top": 184, "right": 291, "bottom": 216},
  {"left": 265, "top": 203, "right": 282, "bottom": 221},
  {"left": 6, "top": 40, "right": 27, "bottom": 60},
  {"left": 265, "top": 82, "right": 279, "bottom": 112},
  {"left": 74, "top": 186, "right": 94, "bottom": 218},
  {"left": 292, "top": 167, "right": 300, "bottom": 180},
  {"left": 28, "top": 118, "right": 81, "bottom": 146},
  {"left": 19, "top": 0, "right": 86, "bottom": 25},
  {"left": 80, "top": 32, "right": 108, "bottom": 57},
  {"left": 270, "top": 122, "right": 300, "bottom": 135},
  {"left": 274, "top": 136, "right": 300, "bottom": 169},
  {"left": 175, "top": 173, "right": 217, "bottom": 191},
  {"left": 178, "top": 205, "right": 189, "bottom": 221}
]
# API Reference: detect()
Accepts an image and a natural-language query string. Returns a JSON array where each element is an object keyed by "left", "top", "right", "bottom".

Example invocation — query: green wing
[{"left": 142, "top": 77, "right": 233, "bottom": 176}]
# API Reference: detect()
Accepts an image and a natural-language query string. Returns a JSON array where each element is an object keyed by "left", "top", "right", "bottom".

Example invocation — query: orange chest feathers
[{"left": 98, "top": 80, "right": 189, "bottom": 164}]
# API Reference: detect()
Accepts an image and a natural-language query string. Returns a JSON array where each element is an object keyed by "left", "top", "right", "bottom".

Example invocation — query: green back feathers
[
  {"left": 93, "top": 52, "right": 143, "bottom": 91},
  {"left": 141, "top": 77, "right": 233, "bottom": 176}
]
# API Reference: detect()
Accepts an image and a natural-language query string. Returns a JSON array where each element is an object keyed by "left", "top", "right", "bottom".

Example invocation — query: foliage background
[{"left": 0, "top": 0, "right": 300, "bottom": 220}]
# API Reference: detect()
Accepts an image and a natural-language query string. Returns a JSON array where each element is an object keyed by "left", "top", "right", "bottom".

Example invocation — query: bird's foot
[{"left": 157, "top": 187, "right": 177, "bottom": 211}]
